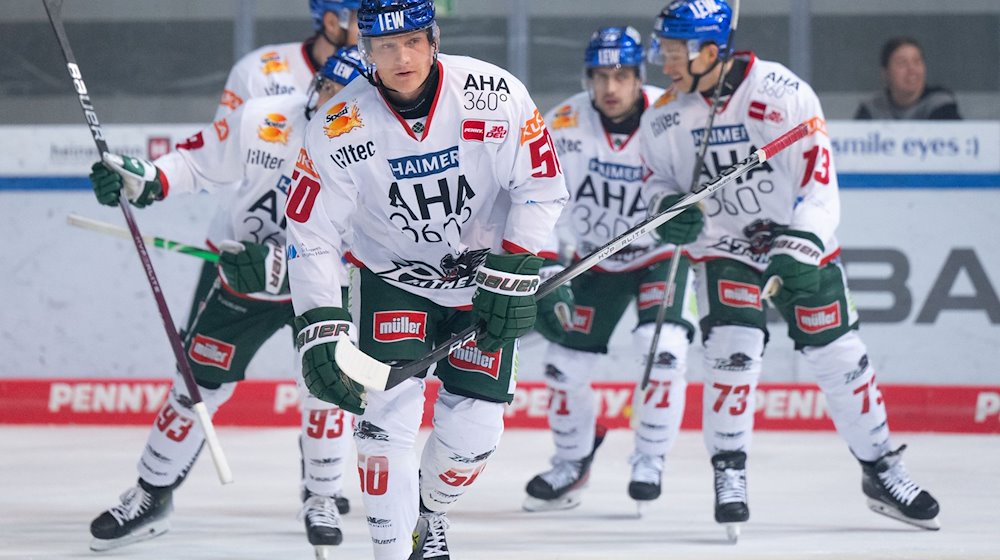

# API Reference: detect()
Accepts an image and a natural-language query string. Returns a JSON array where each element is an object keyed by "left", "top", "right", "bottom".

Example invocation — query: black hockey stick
[
  {"left": 43, "top": 0, "right": 232, "bottom": 484},
  {"left": 637, "top": 0, "right": 743, "bottom": 399},
  {"left": 336, "top": 117, "right": 825, "bottom": 391}
]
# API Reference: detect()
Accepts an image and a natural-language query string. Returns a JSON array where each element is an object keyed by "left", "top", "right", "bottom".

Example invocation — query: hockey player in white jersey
[
  {"left": 640, "top": 0, "right": 940, "bottom": 536},
  {"left": 85, "top": 51, "right": 365, "bottom": 556},
  {"left": 522, "top": 27, "right": 697, "bottom": 514},
  {"left": 285, "top": 1, "right": 568, "bottom": 558}
]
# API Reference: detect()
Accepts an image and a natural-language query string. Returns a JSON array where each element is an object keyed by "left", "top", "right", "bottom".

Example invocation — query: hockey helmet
[
  {"left": 584, "top": 26, "right": 645, "bottom": 70},
  {"left": 648, "top": 0, "right": 732, "bottom": 64},
  {"left": 321, "top": 45, "right": 367, "bottom": 86},
  {"left": 357, "top": 0, "right": 439, "bottom": 66},
  {"left": 309, "top": 0, "right": 362, "bottom": 31}
]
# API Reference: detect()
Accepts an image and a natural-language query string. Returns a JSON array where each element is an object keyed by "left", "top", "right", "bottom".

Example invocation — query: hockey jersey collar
[
  {"left": 377, "top": 60, "right": 445, "bottom": 142},
  {"left": 701, "top": 51, "right": 756, "bottom": 114}
]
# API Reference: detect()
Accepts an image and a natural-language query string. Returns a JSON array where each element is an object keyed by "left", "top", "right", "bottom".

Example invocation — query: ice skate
[
  {"left": 712, "top": 451, "right": 749, "bottom": 543},
  {"left": 860, "top": 445, "right": 940, "bottom": 530},
  {"left": 523, "top": 425, "right": 608, "bottom": 512},
  {"left": 89, "top": 481, "right": 173, "bottom": 551},
  {"left": 300, "top": 489, "right": 344, "bottom": 558},
  {"left": 408, "top": 502, "right": 451, "bottom": 560},
  {"left": 628, "top": 452, "right": 664, "bottom": 517}
]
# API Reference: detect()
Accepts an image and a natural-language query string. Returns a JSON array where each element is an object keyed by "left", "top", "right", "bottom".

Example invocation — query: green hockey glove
[
  {"left": 534, "top": 261, "right": 574, "bottom": 344},
  {"left": 651, "top": 193, "right": 704, "bottom": 245},
  {"left": 294, "top": 307, "right": 365, "bottom": 414},
  {"left": 763, "top": 231, "right": 824, "bottom": 307},
  {"left": 218, "top": 241, "right": 288, "bottom": 295},
  {"left": 89, "top": 153, "right": 164, "bottom": 208},
  {"left": 472, "top": 252, "right": 543, "bottom": 353}
]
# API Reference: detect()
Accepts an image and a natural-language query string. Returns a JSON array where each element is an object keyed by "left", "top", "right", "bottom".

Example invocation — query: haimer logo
[
  {"left": 587, "top": 159, "right": 645, "bottom": 182},
  {"left": 691, "top": 124, "right": 750, "bottom": 147},
  {"left": 387, "top": 146, "right": 460, "bottom": 180}
]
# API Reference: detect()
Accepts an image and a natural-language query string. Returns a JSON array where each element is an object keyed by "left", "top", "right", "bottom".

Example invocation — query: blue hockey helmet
[
  {"left": 584, "top": 26, "right": 645, "bottom": 70},
  {"left": 649, "top": 0, "right": 732, "bottom": 63},
  {"left": 320, "top": 45, "right": 367, "bottom": 86},
  {"left": 357, "top": 0, "right": 436, "bottom": 37},
  {"left": 309, "top": 0, "right": 362, "bottom": 31}
]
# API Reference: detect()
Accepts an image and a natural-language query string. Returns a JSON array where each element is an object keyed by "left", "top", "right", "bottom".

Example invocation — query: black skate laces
[
  {"left": 300, "top": 494, "right": 342, "bottom": 529},
  {"left": 108, "top": 487, "right": 153, "bottom": 525},
  {"left": 877, "top": 448, "right": 923, "bottom": 506},
  {"left": 421, "top": 510, "right": 450, "bottom": 556},
  {"left": 715, "top": 467, "right": 747, "bottom": 505}
]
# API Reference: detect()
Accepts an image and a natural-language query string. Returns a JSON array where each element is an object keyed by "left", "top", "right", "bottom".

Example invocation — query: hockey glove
[
  {"left": 651, "top": 193, "right": 703, "bottom": 245},
  {"left": 218, "top": 241, "right": 288, "bottom": 295},
  {"left": 762, "top": 230, "right": 824, "bottom": 308},
  {"left": 534, "top": 261, "right": 574, "bottom": 344},
  {"left": 294, "top": 307, "right": 365, "bottom": 415},
  {"left": 472, "top": 252, "right": 543, "bottom": 353},
  {"left": 89, "top": 153, "right": 164, "bottom": 208}
]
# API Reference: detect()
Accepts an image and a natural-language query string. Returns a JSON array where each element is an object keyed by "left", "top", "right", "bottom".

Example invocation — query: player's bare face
[
  {"left": 590, "top": 67, "right": 642, "bottom": 121},
  {"left": 884, "top": 44, "right": 926, "bottom": 107},
  {"left": 659, "top": 38, "right": 718, "bottom": 93},
  {"left": 370, "top": 30, "right": 435, "bottom": 103}
]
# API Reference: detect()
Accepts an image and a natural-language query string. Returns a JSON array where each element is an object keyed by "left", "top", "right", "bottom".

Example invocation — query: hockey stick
[
  {"left": 68, "top": 214, "right": 222, "bottom": 263},
  {"left": 336, "top": 117, "right": 823, "bottom": 391},
  {"left": 634, "top": 0, "right": 743, "bottom": 425},
  {"left": 43, "top": 0, "right": 233, "bottom": 485}
]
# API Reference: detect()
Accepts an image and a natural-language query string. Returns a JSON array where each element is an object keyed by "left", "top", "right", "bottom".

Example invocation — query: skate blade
[
  {"left": 724, "top": 523, "right": 741, "bottom": 543},
  {"left": 866, "top": 498, "right": 941, "bottom": 531},
  {"left": 635, "top": 501, "right": 648, "bottom": 519},
  {"left": 89, "top": 519, "right": 170, "bottom": 551},
  {"left": 314, "top": 544, "right": 334, "bottom": 560},
  {"left": 522, "top": 491, "right": 582, "bottom": 512}
]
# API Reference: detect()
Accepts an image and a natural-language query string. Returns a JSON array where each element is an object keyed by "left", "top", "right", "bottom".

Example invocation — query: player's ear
[{"left": 323, "top": 11, "right": 341, "bottom": 39}]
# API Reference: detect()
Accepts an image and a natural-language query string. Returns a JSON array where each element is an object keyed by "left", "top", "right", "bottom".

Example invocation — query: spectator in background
[{"left": 855, "top": 36, "right": 961, "bottom": 120}]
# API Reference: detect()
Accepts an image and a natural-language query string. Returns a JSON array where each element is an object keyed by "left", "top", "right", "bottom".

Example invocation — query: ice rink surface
[{"left": 1, "top": 426, "right": 997, "bottom": 560}]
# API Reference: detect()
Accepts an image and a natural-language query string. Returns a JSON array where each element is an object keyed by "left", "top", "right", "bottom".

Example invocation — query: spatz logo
[
  {"left": 189, "top": 334, "right": 235, "bottom": 371},
  {"left": 324, "top": 101, "right": 363, "bottom": 139},
  {"left": 259, "top": 51, "right": 289, "bottom": 75},
  {"left": 570, "top": 305, "right": 595, "bottom": 334},
  {"left": 638, "top": 282, "right": 667, "bottom": 311},
  {"left": 795, "top": 302, "right": 842, "bottom": 334},
  {"left": 550, "top": 104, "right": 578, "bottom": 129},
  {"left": 258, "top": 113, "right": 291, "bottom": 144},
  {"left": 373, "top": 311, "right": 428, "bottom": 343},
  {"left": 718, "top": 280, "right": 762, "bottom": 310},
  {"left": 448, "top": 341, "right": 502, "bottom": 379},
  {"left": 461, "top": 119, "right": 509, "bottom": 144}
]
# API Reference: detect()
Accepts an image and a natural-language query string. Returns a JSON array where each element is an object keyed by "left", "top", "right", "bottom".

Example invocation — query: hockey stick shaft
[
  {"left": 67, "top": 214, "right": 221, "bottom": 262},
  {"left": 337, "top": 117, "right": 820, "bottom": 391},
  {"left": 43, "top": 0, "right": 232, "bottom": 484}
]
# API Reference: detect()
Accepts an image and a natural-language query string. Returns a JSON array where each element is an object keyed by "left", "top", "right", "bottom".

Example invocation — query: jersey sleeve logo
[
  {"left": 260, "top": 51, "right": 289, "bottom": 75},
  {"left": 219, "top": 89, "right": 244, "bottom": 111},
  {"left": 653, "top": 88, "right": 677, "bottom": 108},
  {"left": 213, "top": 118, "right": 230, "bottom": 141},
  {"left": 258, "top": 113, "right": 292, "bottom": 144},
  {"left": 520, "top": 108, "right": 547, "bottom": 145},
  {"left": 324, "top": 101, "right": 364, "bottom": 139},
  {"left": 748, "top": 100, "right": 785, "bottom": 124},
  {"left": 550, "top": 104, "right": 578, "bottom": 130}
]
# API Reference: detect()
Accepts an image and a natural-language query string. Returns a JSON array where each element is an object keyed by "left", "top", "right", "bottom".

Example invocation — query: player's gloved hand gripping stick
[{"left": 335, "top": 117, "right": 826, "bottom": 392}]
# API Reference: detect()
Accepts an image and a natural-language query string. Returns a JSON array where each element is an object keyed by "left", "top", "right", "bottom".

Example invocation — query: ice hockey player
[
  {"left": 639, "top": 0, "right": 941, "bottom": 540},
  {"left": 85, "top": 50, "right": 365, "bottom": 558},
  {"left": 284, "top": 0, "right": 569, "bottom": 558},
  {"left": 522, "top": 26, "right": 697, "bottom": 515}
]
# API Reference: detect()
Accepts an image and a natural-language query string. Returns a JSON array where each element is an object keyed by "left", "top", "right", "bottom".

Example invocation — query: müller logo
[
  {"left": 795, "top": 302, "right": 841, "bottom": 333},
  {"left": 448, "top": 341, "right": 502, "bottom": 379},
  {"left": 373, "top": 311, "right": 428, "bottom": 343},
  {"left": 719, "top": 280, "right": 762, "bottom": 310}
]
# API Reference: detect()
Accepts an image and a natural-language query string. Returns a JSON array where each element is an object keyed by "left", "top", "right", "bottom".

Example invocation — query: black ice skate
[
  {"left": 712, "top": 451, "right": 749, "bottom": 543},
  {"left": 628, "top": 452, "right": 664, "bottom": 517},
  {"left": 860, "top": 445, "right": 940, "bottom": 530},
  {"left": 300, "top": 489, "right": 344, "bottom": 559},
  {"left": 89, "top": 480, "right": 173, "bottom": 551},
  {"left": 408, "top": 502, "right": 451, "bottom": 560},
  {"left": 523, "top": 424, "right": 608, "bottom": 512}
]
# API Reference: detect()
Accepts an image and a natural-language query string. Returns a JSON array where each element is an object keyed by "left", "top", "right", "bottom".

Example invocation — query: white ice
[{"left": 1, "top": 427, "right": 997, "bottom": 559}]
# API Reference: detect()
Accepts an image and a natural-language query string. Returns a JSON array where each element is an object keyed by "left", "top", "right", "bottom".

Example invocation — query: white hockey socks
[
  {"left": 633, "top": 323, "right": 689, "bottom": 458},
  {"left": 701, "top": 326, "right": 764, "bottom": 456},
  {"left": 299, "top": 384, "right": 354, "bottom": 498},
  {"left": 543, "top": 344, "right": 598, "bottom": 462},
  {"left": 801, "top": 331, "right": 892, "bottom": 462},
  {"left": 354, "top": 378, "right": 424, "bottom": 560},
  {"left": 419, "top": 388, "right": 504, "bottom": 512},
  {"left": 137, "top": 379, "right": 235, "bottom": 488}
]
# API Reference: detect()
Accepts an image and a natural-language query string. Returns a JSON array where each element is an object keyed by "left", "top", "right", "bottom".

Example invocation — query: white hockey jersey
[
  {"left": 213, "top": 41, "right": 318, "bottom": 121},
  {"left": 286, "top": 54, "right": 569, "bottom": 311},
  {"left": 639, "top": 53, "right": 840, "bottom": 272},
  {"left": 156, "top": 94, "right": 310, "bottom": 302},
  {"left": 547, "top": 86, "right": 679, "bottom": 272}
]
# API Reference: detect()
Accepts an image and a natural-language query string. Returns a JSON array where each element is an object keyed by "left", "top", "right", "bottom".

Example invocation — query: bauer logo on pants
[
  {"left": 795, "top": 302, "right": 842, "bottom": 334},
  {"left": 718, "top": 280, "right": 762, "bottom": 310},
  {"left": 188, "top": 334, "right": 235, "bottom": 371},
  {"left": 448, "top": 341, "right": 502, "bottom": 379},
  {"left": 373, "top": 311, "right": 428, "bottom": 343}
]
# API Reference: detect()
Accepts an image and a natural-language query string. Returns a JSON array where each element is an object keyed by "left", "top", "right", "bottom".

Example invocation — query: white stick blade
[
  {"left": 335, "top": 336, "right": 391, "bottom": 391},
  {"left": 192, "top": 402, "right": 233, "bottom": 485}
]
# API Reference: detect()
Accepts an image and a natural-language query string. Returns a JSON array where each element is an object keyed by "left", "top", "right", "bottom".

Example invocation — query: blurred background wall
[{"left": 2, "top": 0, "right": 999, "bottom": 125}]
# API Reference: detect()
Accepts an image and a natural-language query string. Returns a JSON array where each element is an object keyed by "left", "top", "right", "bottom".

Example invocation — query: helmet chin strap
[{"left": 686, "top": 56, "right": 721, "bottom": 94}]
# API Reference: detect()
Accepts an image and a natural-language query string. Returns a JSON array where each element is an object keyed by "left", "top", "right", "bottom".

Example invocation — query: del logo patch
[
  {"left": 718, "top": 280, "right": 762, "bottom": 310},
  {"left": 373, "top": 311, "right": 428, "bottom": 343},
  {"left": 324, "top": 101, "right": 363, "bottom": 138},
  {"left": 795, "top": 302, "right": 842, "bottom": 333},
  {"left": 188, "top": 334, "right": 235, "bottom": 371},
  {"left": 448, "top": 341, "right": 502, "bottom": 379},
  {"left": 461, "top": 119, "right": 509, "bottom": 143}
]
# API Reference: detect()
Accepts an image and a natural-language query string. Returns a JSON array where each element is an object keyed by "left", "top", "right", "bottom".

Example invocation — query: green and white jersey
[
  {"left": 286, "top": 53, "right": 569, "bottom": 312},
  {"left": 546, "top": 85, "right": 676, "bottom": 272},
  {"left": 639, "top": 53, "right": 841, "bottom": 271}
]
